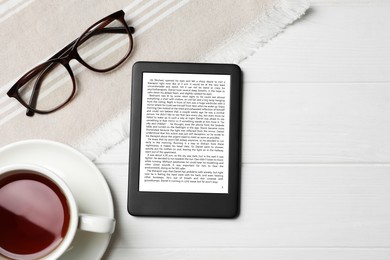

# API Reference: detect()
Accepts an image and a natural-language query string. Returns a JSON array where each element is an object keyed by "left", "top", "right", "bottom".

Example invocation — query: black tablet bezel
[{"left": 128, "top": 61, "right": 241, "bottom": 218}]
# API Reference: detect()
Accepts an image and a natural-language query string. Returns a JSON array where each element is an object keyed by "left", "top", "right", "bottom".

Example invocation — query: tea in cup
[{"left": 0, "top": 164, "right": 115, "bottom": 260}]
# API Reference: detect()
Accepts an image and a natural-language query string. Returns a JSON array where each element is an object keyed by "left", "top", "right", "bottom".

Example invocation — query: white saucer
[{"left": 0, "top": 139, "right": 114, "bottom": 260}]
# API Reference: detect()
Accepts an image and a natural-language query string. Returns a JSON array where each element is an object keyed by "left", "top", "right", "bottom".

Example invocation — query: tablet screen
[{"left": 139, "top": 72, "right": 230, "bottom": 193}]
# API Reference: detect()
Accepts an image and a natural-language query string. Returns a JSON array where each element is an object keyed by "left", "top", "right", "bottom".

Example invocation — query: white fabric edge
[
  {"left": 198, "top": 0, "right": 310, "bottom": 63},
  {"left": 74, "top": 0, "right": 310, "bottom": 161},
  {"left": 73, "top": 109, "right": 130, "bottom": 161}
]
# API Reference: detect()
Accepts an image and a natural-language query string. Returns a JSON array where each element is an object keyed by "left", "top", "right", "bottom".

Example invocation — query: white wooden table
[{"left": 97, "top": 1, "right": 390, "bottom": 259}]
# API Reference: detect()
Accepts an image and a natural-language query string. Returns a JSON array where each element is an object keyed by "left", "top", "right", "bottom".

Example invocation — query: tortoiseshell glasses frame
[{"left": 7, "top": 10, "right": 134, "bottom": 117}]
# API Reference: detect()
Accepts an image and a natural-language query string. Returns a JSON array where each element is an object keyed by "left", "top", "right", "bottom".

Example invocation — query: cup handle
[{"left": 78, "top": 213, "right": 116, "bottom": 234}]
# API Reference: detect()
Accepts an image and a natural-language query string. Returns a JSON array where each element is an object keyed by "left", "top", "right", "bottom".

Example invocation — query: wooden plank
[
  {"left": 95, "top": 138, "right": 130, "bottom": 164},
  {"left": 104, "top": 248, "right": 390, "bottom": 260},
  {"left": 241, "top": 82, "right": 390, "bottom": 163},
  {"left": 99, "top": 164, "right": 390, "bottom": 248},
  {"left": 312, "top": 0, "right": 390, "bottom": 6},
  {"left": 241, "top": 5, "right": 390, "bottom": 83}
]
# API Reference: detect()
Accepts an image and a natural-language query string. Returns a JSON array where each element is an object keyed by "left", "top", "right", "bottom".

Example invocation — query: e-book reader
[{"left": 128, "top": 61, "right": 241, "bottom": 218}]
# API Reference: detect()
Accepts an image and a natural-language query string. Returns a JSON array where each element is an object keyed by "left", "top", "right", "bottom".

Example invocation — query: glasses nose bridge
[{"left": 59, "top": 49, "right": 80, "bottom": 65}]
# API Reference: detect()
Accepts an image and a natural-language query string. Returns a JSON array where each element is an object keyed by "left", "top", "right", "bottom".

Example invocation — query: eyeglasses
[{"left": 7, "top": 10, "right": 134, "bottom": 117}]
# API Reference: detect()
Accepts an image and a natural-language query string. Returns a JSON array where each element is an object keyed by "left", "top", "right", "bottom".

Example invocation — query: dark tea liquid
[{"left": 0, "top": 172, "right": 70, "bottom": 259}]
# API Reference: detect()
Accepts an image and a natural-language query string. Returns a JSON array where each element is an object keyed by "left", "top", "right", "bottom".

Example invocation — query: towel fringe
[{"left": 200, "top": 0, "right": 310, "bottom": 63}]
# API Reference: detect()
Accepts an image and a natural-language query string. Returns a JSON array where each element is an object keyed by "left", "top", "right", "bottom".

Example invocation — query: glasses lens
[
  {"left": 17, "top": 61, "right": 74, "bottom": 112},
  {"left": 77, "top": 18, "right": 131, "bottom": 71}
]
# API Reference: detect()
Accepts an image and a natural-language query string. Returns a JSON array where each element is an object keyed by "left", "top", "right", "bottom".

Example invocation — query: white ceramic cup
[{"left": 0, "top": 164, "right": 115, "bottom": 260}]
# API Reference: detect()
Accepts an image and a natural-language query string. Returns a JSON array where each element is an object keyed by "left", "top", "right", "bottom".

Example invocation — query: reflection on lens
[
  {"left": 17, "top": 62, "right": 73, "bottom": 112},
  {"left": 77, "top": 19, "right": 131, "bottom": 71}
]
